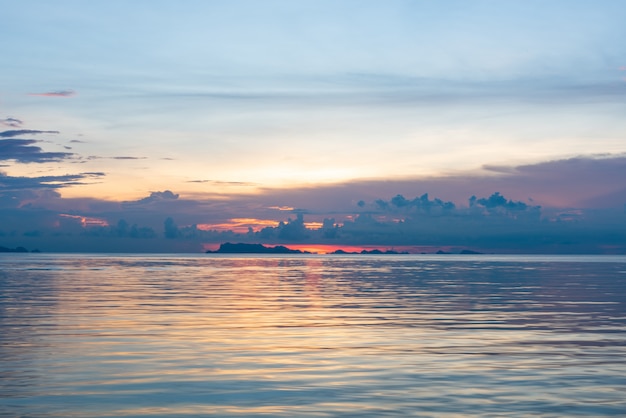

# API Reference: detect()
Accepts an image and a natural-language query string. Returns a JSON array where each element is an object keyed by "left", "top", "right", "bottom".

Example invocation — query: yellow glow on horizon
[
  {"left": 59, "top": 213, "right": 109, "bottom": 228},
  {"left": 268, "top": 206, "right": 295, "bottom": 211},
  {"left": 197, "top": 218, "right": 279, "bottom": 233},
  {"left": 304, "top": 222, "right": 323, "bottom": 230},
  {"left": 284, "top": 244, "right": 393, "bottom": 254}
]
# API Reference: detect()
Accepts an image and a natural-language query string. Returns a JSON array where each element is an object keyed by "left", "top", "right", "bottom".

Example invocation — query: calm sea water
[{"left": 1, "top": 254, "right": 625, "bottom": 417}]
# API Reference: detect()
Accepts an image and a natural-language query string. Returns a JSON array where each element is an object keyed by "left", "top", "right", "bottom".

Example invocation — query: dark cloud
[
  {"left": 0, "top": 139, "right": 73, "bottom": 163},
  {"left": 0, "top": 172, "right": 103, "bottom": 191},
  {"left": 0, "top": 172, "right": 104, "bottom": 209},
  {"left": 1, "top": 155, "right": 624, "bottom": 254},
  {"left": 1, "top": 118, "right": 24, "bottom": 128},
  {"left": 0, "top": 130, "right": 59, "bottom": 138},
  {"left": 2, "top": 181, "right": 624, "bottom": 254},
  {"left": 69, "top": 139, "right": 86, "bottom": 143},
  {"left": 28, "top": 90, "right": 76, "bottom": 97}
]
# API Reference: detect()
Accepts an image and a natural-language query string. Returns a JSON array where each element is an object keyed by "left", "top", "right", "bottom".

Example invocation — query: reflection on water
[{"left": 1, "top": 254, "right": 626, "bottom": 417}]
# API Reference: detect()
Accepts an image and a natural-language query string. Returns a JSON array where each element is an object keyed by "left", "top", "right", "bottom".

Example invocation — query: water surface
[{"left": 1, "top": 254, "right": 625, "bottom": 417}]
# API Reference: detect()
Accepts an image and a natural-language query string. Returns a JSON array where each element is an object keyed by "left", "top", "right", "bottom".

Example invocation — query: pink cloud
[{"left": 28, "top": 90, "right": 76, "bottom": 97}]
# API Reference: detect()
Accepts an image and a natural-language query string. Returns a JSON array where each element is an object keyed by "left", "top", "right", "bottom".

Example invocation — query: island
[
  {"left": 331, "top": 249, "right": 409, "bottom": 255},
  {"left": 0, "top": 245, "right": 35, "bottom": 253},
  {"left": 206, "top": 243, "right": 483, "bottom": 255},
  {"left": 206, "top": 242, "right": 307, "bottom": 254}
]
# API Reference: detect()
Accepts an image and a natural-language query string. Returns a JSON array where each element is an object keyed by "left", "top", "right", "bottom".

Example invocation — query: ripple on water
[{"left": 1, "top": 254, "right": 625, "bottom": 417}]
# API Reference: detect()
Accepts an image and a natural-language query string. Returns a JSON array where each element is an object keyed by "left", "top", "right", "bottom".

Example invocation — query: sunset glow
[
  {"left": 3, "top": 4, "right": 626, "bottom": 417},
  {"left": 197, "top": 218, "right": 280, "bottom": 233},
  {"left": 59, "top": 214, "right": 109, "bottom": 228},
  {"left": 1, "top": 1, "right": 625, "bottom": 253}
]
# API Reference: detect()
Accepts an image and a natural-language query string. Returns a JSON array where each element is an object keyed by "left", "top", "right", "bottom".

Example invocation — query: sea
[{"left": 1, "top": 253, "right": 625, "bottom": 417}]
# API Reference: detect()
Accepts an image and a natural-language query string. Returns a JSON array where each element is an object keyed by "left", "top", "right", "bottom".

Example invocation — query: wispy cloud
[
  {"left": 140, "top": 74, "right": 626, "bottom": 110},
  {"left": 80, "top": 155, "right": 147, "bottom": 161},
  {"left": 111, "top": 156, "right": 147, "bottom": 160},
  {"left": 0, "top": 130, "right": 60, "bottom": 138},
  {"left": 0, "top": 172, "right": 104, "bottom": 194},
  {"left": 187, "top": 179, "right": 257, "bottom": 186},
  {"left": 28, "top": 90, "right": 76, "bottom": 97},
  {"left": 1, "top": 118, "right": 23, "bottom": 128},
  {"left": 0, "top": 139, "right": 73, "bottom": 163}
]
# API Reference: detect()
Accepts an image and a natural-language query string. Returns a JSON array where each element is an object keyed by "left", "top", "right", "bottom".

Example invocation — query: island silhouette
[{"left": 206, "top": 242, "right": 411, "bottom": 255}]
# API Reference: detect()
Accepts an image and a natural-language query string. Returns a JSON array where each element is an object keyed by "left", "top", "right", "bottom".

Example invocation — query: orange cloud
[
  {"left": 197, "top": 218, "right": 279, "bottom": 233},
  {"left": 268, "top": 206, "right": 295, "bottom": 211},
  {"left": 59, "top": 213, "right": 109, "bottom": 227},
  {"left": 304, "top": 221, "right": 323, "bottom": 230}
]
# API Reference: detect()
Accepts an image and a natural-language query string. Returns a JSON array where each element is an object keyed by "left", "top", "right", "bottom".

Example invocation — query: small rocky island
[{"left": 206, "top": 243, "right": 307, "bottom": 254}]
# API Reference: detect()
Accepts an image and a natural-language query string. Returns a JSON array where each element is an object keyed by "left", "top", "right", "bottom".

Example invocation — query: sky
[{"left": 1, "top": 0, "right": 626, "bottom": 253}]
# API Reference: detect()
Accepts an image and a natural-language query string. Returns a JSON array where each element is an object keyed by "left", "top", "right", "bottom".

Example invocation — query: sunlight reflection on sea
[{"left": 1, "top": 254, "right": 625, "bottom": 417}]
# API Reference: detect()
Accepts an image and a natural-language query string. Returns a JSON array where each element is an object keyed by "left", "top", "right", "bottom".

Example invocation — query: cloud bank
[{"left": 1, "top": 155, "right": 624, "bottom": 254}]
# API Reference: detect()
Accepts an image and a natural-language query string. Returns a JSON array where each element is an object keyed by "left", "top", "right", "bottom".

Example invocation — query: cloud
[
  {"left": 0, "top": 139, "right": 73, "bottom": 163},
  {"left": 253, "top": 155, "right": 626, "bottom": 211},
  {"left": 268, "top": 206, "right": 295, "bottom": 211},
  {"left": 1, "top": 155, "right": 624, "bottom": 254},
  {"left": 111, "top": 156, "right": 147, "bottom": 160},
  {"left": 28, "top": 90, "right": 76, "bottom": 97},
  {"left": 187, "top": 179, "right": 256, "bottom": 186},
  {"left": 0, "top": 172, "right": 104, "bottom": 191},
  {"left": 0, "top": 172, "right": 105, "bottom": 208},
  {"left": 150, "top": 74, "right": 626, "bottom": 110},
  {"left": 1, "top": 118, "right": 23, "bottom": 128},
  {"left": 0, "top": 130, "right": 60, "bottom": 138},
  {"left": 80, "top": 155, "right": 146, "bottom": 161},
  {"left": 134, "top": 190, "right": 180, "bottom": 205}
]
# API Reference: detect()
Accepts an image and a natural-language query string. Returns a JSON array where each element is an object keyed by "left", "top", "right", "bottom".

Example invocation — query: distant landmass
[
  {"left": 0, "top": 245, "right": 40, "bottom": 253},
  {"left": 206, "top": 243, "right": 307, "bottom": 254},
  {"left": 330, "top": 249, "right": 409, "bottom": 255},
  {"left": 206, "top": 242, "right": 480, "bottom": 255}
]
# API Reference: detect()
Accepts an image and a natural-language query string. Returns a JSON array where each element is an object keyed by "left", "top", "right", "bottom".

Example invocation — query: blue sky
[{"left": 1, "top": 0, "right": 625, "bottom": 252}]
